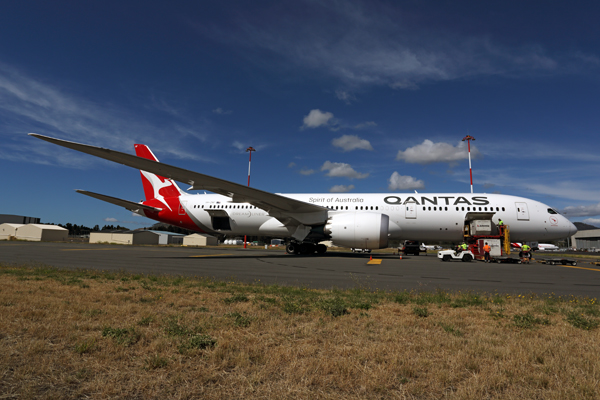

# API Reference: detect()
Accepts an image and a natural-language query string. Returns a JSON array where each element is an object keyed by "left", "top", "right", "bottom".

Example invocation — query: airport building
[
  {"left": 571, "top": 229, "right": 600, "bottom": 251},
  {"left": 89, "top": 230, "right": 186, "bottom": 245},
  {"left": 0, "top": 214, "right": 40, "bottom": 224},
  {"left": 183, "top": 233, "right": 219, "bottom": 247},
  {"left": 0, "top": 223, "right": 24, "bottom": 240},
  {"left": 12, "top": 224, "right": 68, "bottom": 242}
]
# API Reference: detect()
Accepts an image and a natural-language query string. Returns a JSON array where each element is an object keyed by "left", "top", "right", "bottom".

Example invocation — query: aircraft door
[
  {"left": 515, "top": 202, "right": 529, "bottom": 220},
  {"left": 405, "top": 202, "right": 417, "bottom": 219}
]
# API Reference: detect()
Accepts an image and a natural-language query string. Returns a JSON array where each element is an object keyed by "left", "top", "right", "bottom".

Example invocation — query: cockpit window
[{"left": 547, "top": 208, "right": 559, "bottom": 214}]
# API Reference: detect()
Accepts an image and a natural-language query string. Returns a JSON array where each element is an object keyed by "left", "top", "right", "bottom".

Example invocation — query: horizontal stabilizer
[{"left": 76, "top": 190, "right": 162, "bottom": 213}]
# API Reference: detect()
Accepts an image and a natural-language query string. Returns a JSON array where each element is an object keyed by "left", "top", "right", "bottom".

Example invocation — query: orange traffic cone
[
  {"left": 370, "top": 255, "right": 373, "bottom": 261},
  {"left": 399, "top": 255, "right": 403, "bottom": 260}
]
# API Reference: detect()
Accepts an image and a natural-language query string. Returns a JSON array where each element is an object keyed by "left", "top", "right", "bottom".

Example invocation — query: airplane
[
  {"left": 29, "top": 134, "right": 578, "bottom": 255},
  {"left": 511, "top": 242, "right": 560, "bottom": 251}
]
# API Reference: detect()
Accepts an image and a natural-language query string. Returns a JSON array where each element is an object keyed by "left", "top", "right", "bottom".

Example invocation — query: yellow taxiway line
[
  {"left": 557, "top": 264, "right": 600, "bottom": 273},
  {"left": 367, "top": 259, "right": 382, "bottom": 265}
]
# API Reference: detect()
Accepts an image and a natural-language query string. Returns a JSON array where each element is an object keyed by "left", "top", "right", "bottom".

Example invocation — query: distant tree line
[{"left": 56, "top": 223, "right": 129, "bottom": 236}]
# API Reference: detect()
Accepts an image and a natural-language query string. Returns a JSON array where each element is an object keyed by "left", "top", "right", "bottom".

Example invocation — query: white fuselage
[{"left": 173, "top": 192, "right": 576, "bottom": 243}]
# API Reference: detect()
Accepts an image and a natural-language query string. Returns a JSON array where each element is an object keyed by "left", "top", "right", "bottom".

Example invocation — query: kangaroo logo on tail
[{"left": 134, "top": 144, "right": 182, "bottom": 212}]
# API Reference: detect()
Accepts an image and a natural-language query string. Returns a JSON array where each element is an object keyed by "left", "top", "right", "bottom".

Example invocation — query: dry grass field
[{"left": 1, "top": 263, "right": 599, "bottom": 399}]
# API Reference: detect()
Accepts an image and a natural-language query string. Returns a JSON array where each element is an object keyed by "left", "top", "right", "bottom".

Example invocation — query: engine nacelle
[{"left": 325, "top": 212, "right": 389, "bottom": 249}]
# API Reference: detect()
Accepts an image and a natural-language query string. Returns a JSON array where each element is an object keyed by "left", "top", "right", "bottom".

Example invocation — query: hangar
[
  {"left": 15, "top": 224, "right": 68, "bottom": 242},
  {"left": 183, "top": 233, "right": 219, "bottom": 247},
  {"left": 571, "top": 229, "right": 600, "bottom": 250},
  {"left": 0, "top": 223, "right": 24, "bottom": 240},
  {"left": 0, "top": 214, "right": 40, "bottom": 224},
  {"left": 89, "top": 230, "right": 185, "bottom": 245}
]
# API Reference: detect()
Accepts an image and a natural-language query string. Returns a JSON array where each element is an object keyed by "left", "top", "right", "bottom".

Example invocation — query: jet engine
[{"left": 325, "top": 212, "right": 389, "bottom": 249}]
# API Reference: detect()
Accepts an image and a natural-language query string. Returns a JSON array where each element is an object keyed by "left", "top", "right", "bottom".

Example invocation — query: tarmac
[{"left": 1, "top": 241, "right": 600, "bottom": 297}]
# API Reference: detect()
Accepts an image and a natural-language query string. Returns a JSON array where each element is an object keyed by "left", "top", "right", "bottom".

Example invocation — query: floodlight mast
[
  {"left": 244, "top": 146, "right": 256, "bottom": 249},
  {"left": 462, "top": 135, "right": 475, "bottom": 194}
]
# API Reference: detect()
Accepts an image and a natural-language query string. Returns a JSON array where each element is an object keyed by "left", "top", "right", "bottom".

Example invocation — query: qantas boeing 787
[{"left": 30, "top": 134, "right": 577, "bottom": 255}]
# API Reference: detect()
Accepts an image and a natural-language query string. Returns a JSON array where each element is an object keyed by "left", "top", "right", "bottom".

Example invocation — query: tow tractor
[{"left": 437, "top": 249, "right": 475, "bottom": 262}]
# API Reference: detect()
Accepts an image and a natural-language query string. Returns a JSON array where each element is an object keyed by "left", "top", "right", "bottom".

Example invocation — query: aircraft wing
[
  {"left": 76, "top": 190, "right": 162, "bottom": 213},
  {"left": 31, "top": 134, "right": 327, "bottom": 224}
]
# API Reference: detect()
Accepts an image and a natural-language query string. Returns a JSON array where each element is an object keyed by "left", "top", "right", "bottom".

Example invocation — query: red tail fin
[{"left": 134, "top": 144, "right": 183, "bottom": 203}]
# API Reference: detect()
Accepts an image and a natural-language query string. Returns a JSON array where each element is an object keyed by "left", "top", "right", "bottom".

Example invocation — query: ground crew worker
[
  {"left": 521, "top": 243, "right": 531, "bottom": 259},
  {"left": 455, "top": 242, "right": 467, "bottom": 256},
  {"left": 498, "top": 219, "right": 504, "bottom": 226},
  {"left": 498, "top": 219, "right": 505, "bottom": 236},
  {"left": 483, "top": 242, "right": 491, "bottom": 263}
]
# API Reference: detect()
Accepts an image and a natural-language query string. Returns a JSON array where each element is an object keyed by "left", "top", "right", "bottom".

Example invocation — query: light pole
[
  {"left": 462, "top": 135, "right": 475, "bottom": 193},
  {"left": 244, "top": 146, "right": 256, "bottom": 249}
]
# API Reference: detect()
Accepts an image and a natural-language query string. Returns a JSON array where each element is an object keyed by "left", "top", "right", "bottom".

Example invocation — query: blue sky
[{"left": 1, "top": 0, "right": 600, "bottom": 229}]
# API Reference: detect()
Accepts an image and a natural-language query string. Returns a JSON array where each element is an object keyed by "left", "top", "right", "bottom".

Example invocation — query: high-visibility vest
[
  {"left": 483, "top": 245, "right": 491, "bottom": 252},
  {"left": 498, "top": 220, "right": 504, "bottom": 226},
  {"left": 461, "top": 244, "right": 468, "bottom": 250},
  {"left": 522, "top": 245, "right": 530, "bottom": 251}
]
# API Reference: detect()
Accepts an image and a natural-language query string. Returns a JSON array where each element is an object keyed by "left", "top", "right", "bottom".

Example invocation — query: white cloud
[
  {"left": 302, "top": 109, "right": 335, "bottom": 129},
  {"left": 321, "top": 161, "right": 369, "bottom": 179},
  {"left": 335, "top": 90, "right": 356, "bottom": 104},
  {"left": 288, "top": 162, "right": 296, "bottom": 168},
  {"left": 232, "top": 141, "right": 246, "bottom": 152},
  {"left": 332, "top": 134, "right": 373, "bottom": 152},
  {"left": 353, "top": 121, "right": 377, "bottom": 129},
  {"left": 213, "top": 107, "right": 232, "bottom": 115},
  {"left": 388, "top": 172, "right": 425, "bottom": 190},
  {"left": 396, "top": 140, "right": 480, "bottom": 165},
  {"left": 0, "top": 63, "right": 213, "bottom": 165},
  {"left": 299, "top": 168, "right": 316, "bottom": 175},
  {"left": 582, "top": 218, "right": 600, "bottom": 227},
  {"left": 203, "top": 2, "right": 596, "bottom": 91},
  {"left": 562, "top": 202, "right": 600, "bottom": 217},
  {"left": 329, "top": 184, "right": 355, "bottom": 193},
  {"left": 104, "top": 217, "right": 118, "bottom": 222}
]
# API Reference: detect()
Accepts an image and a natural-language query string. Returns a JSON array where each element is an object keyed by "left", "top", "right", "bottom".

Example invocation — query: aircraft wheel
[
  {"left": 442, "top": 255, "right": 451, "bottom": 262},
  {"left": 286, "top": 243, "right": 299, "bottom": 255},
  {"left": 316, "top": 244, "right": 327, "bottom": 254},
  {"left": 299, "top": 243, "right": 316, "bottom": 255},
  {"left": 461, "top": 254, "right": 472, "bottom": 262}
]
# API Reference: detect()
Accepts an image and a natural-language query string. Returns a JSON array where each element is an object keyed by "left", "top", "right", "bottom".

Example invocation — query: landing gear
[
  {"left": 316, "top": 244, "right": 327, "bottom": 254},
  {"left": 285, "top": 241, "right": 327, "bottom": 255},
  {"left": 286, "top": 243, "right": 299, "bottom": 255}
]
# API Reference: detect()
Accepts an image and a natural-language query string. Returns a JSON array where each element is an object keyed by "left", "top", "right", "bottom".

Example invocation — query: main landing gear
[{"left": 285, "top": 242, "right": 327, "bottom": 255}]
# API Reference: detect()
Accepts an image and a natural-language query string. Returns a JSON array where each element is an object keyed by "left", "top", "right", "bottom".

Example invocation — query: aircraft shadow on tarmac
[{"left": 145, "top": 252, "right": 417, "bottom": 261}]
